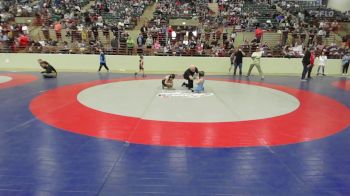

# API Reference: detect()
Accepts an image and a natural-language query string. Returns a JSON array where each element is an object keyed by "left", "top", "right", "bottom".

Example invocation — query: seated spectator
[
  {"left": 18, "top": 33, "right": 29, "bottom": 49},
  {"left": 145, "top": 35, "right": 153, "bottom": 49},
  {"left": 292, "top": 43, "right": 304, "bottom": 57},
  {"left": 153, "top": 40, "right": 161, "bottom": 50},
  {"left": 127, "top": 36, "right": 134, "bottom": 55}
]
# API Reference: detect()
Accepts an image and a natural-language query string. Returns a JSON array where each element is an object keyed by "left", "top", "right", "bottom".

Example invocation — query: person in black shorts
[
  {"left": 38, "top": 59, "right": 57, "bottom": 78},
  {"left": 342, "top": 52, "right": 350, "bottom": 76},
  {"left": 182, "top": 64, "right": 199, "bottom": 90},
  {"left": 162, "top": 74, "right": 176, "bottom": 89},
  {"left": 134, "top": 55, "right": 145, "bottom": 77}
]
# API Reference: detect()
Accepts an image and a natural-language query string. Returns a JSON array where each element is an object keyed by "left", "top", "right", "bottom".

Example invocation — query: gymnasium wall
[{"left": 0, "top": 53, "right": 344, "bottom": 75}]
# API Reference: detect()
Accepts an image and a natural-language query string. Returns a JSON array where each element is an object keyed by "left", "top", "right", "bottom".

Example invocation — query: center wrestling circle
[
  {"left": 30, "top": 78, "right": 350, "bottom": 147},
  {"left": 77, "top": 80, "right": 300, "bottom": 123},
  {"left": 0, "top": 76, "right": 13, "bottom": 84},
  {"left": 0, "top": 74, "right": 38, "bottom": 89}
]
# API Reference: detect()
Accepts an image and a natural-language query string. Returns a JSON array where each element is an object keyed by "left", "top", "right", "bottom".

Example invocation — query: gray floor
[
  {"left": 0, "top": 76, "right": 12, "bottom": 83},
  {"left": 78, "top": 79, "right": 300, "bottom": 122}
]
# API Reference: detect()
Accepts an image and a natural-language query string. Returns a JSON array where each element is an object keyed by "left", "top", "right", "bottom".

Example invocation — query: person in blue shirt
[
  {"left": 98, "top": 49, "right": 109, "bottom": 72},
  {"left": 193, "top": 71, "right": 205, "bottom": 93}
]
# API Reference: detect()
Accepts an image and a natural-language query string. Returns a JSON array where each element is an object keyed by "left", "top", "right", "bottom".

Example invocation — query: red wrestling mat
[{"left": 30, "top": 78, "right": 350, "bottom": 147}]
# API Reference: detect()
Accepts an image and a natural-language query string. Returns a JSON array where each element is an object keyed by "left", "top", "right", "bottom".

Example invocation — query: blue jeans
[
  {"left": 194, "top": 82, "right": 204, "bottom": 93},
  {"left": 301, "top": 62, "right": 312, "bottom": 79},
  {"left": 234, "top": 63, "right": 242, "bottom": 75}
]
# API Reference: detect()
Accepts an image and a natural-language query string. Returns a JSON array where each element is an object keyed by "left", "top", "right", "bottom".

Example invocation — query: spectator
[
  {"left": 136, "top": 33, "right": 144, "bottom": 47},
  {"left": 127, "top": 36, "right": 134, "bottom": 55},
  {"left": 255, "top": 27, "right": 263, "bottom": 43},
  {"left": 18, "top": 33, "right": 29, "bottom": 49},
  {"left": 54, "top": 22, "right": 62, "bottom": 41},
  {"left": 145, "top": 35, "right": 153, "bottom": 49}
]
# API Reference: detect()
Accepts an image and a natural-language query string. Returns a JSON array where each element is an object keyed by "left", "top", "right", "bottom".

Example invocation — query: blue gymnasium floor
[{"left": 0, "top": 71, "right": 350, "bottom": 196}]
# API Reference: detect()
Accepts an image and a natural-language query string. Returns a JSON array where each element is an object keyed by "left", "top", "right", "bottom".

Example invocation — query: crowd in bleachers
[
  {"left": 154, "top": 0, "right": 210, "bottom": 19},
  {"left": 95, "top": 0, "right": 152, "bottom": 28},
  {"left": 129, "top": 0, "right": 348, "bottom": 58},
  {"left": 0, "top": 0, "right": 38, "bottom": 20},
  {"left": 0, "top": 0, "right": 349, "bottom": 58},
  {"left": 0, "top": 0, "right": 154, "bottom": 53},
  {"left": 277, "top": 0, "right": 349, "bottom": 22},
  {"left": 0, "top": 0, "right": 36, "bottom": 53}
]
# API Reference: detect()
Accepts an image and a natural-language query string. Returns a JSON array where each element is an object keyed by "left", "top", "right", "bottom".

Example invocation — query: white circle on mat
[
  {"left": 0, "top": 76, "right": 13, "bottom": 84},
  {"left": 77, "top": 80, "right": 300, "bottom": 123}
]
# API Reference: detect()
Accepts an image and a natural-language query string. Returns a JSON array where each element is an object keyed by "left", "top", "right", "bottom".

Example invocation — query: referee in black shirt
[{"left": 182, "top": 64, "right": 199, "bottom": 90}]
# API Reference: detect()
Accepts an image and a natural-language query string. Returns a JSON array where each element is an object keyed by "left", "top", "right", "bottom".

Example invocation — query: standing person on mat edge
[
  {"left": 246, "top": 47, "right": 264, "bottom": 79},
  {"left": 301, "top": 48, "right": 311, "bottom": 81},
  {"left": 38, "top": 59, "right": 57, "bottom": 78},
  {"left": 231, "top": 47, "right": 245, "bottom": 76},
  {"left": 135, "top": 55, "right": 145, "bottom": 77},
  {"left": 98, "top": 49, "right": 109, "bottom": 72},
  {"left": 308, "top": 49, "right": 315, "bottom": 79},
  {"left": 317, "top": 51, "right": 327, "bottom": 76},
  {"left": 229, "top": 49, "right": 236, "bottom": 73},
  {"left": 182, "top": 64, "right": 199, "bottom": 90},
  {"left": 341, "top": 52, "right": 350, "bottom": 77}
]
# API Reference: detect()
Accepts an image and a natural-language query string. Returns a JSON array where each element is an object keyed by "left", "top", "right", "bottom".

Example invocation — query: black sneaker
[{"left": 182, "top": 82, "right": 186, "bottom": 87}]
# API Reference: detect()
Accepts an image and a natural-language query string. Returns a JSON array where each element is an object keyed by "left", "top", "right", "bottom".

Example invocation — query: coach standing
[
  {"left": 301, "top": 48, "right": 311, "bottom": 81},
  {"left": 233, "top": 47, "right": 245, "bottom": 76}
]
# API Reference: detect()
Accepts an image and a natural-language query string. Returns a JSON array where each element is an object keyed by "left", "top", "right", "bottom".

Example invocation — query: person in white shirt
[
  {"left": 22, "top": 25, "right": 28, "bottom": 35},
  {"left": 317, "top": 52, "right": 328, "bottom": 76},
  {"left": 246, "top": 47, "right": 264, "bottom": 79}
]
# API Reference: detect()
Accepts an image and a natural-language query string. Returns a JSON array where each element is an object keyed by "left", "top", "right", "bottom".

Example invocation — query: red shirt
[
  {"left": 18, "top": 35, "right": 29, "bottom": 47},
  {"left": 255, "top": 28, "right": 263, "bottom": 37},
  {"left": 54, "top": 23, "right": 62, "bottom": 32},
  {"left": 310, "top": 53, "right": 315, "bottom": 65},
  {"left": 167, "top": 27, "right": 173, "bottom": 34}
]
